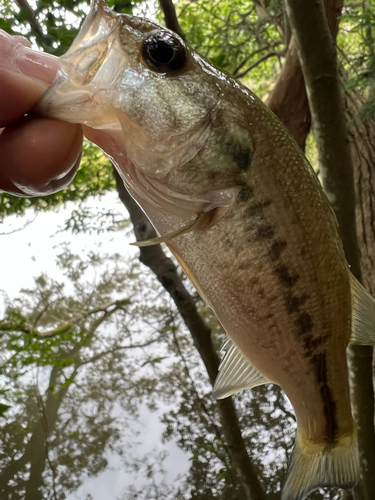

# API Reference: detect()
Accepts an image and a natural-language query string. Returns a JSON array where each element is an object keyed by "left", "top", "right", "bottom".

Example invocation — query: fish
[{"left": 35, "top": 1, "right": 375, "bottom": 498}]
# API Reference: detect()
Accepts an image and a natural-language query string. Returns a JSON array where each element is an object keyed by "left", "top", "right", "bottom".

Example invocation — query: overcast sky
[{"left": 0, "top": 192, "right": 190, "bottom": 499}]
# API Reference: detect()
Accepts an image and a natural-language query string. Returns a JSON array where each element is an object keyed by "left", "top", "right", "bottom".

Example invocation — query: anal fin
[
  {"left": 212, "top": 337, "right": 270, "bottom": 399},
  {"left": 350, "top": 273, "right": 375, "bottom": 345}
]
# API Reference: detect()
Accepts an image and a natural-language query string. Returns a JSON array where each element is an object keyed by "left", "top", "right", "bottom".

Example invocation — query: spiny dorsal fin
[
  {"left": 212, "top": 337, "right": 270, "bottom": 399},
  {"left": 350, "top": 274, "right": 375, "bottom": 345}
]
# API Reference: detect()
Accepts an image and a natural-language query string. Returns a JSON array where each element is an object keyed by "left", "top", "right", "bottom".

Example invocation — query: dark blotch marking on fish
[
  {"left": 237, "top": 187, "right": 254, "bottom": 203},
  {"left": 268, "top": 239, "right": 287, "bottom": 261},
  {"left": 285, "top": 294, "right": 309, "bottom": 313},
  {"left": 274, "top": 265, "right": 299, "bottom": 288},
  {"left": 222, "top": 236, "right": 233, "bottom": 251},
  {"left": 244, "top": 200, "right": 272, "bottom": 218},
  {"left": 257, "top": 225, "right": 274, "bottom": 240},
  {"left": 246, "top": 224, "right": 275, "bottom": 243},
  {"left": 296, "top": 312, "right": 313, "bottom": 334},
  {"left": 311, "top": 352, "right": 338, "bottom": 444},
  {"left": 296, "top": 321, "right": 336, "bottom": 442},
  {"left": 234, "top": 147, "right": 252, "bottom": 172},
  {"left": 302, "top": 332, "right": 325, "bottom": 357},
  {"left": 238, "top": 262, "right": 251, "bottom": 271}
]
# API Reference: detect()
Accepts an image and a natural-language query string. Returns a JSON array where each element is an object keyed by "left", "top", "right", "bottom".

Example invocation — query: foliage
[
  {"left": 0, "top": 248, "right": 175, "bottom": 499},
  {"left": 0, "top": 245, "right": 300, "bottom": 499},
  {"left": 339, "top": 1, "right": 375, "bottom": 119},
  {"left": 174, "top": 0, "right": 285, "bottom": 96}
]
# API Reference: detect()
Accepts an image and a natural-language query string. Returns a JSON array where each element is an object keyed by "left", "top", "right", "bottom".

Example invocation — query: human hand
[{"left": 0, "top": 30, "right": 83, "bottom": 197}]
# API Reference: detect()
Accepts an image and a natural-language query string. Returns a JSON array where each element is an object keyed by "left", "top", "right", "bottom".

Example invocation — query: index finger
[{"left": 0, "top": 30, "right": 59, "bottom": 127}]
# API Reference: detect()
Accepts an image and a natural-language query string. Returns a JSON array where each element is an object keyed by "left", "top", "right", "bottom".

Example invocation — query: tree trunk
[
  {"left": 344, "top": 89, "right": 375, "bottom": 500},
  {"left": 267, "top": 39, "right": 311, "bottom": 151},
  {"left": 284, "top": 2, "right": 375, "bottom": 500},
  {"left": 0, "top": 367, "right": 71, "bottom": 500},
  {"left": 267, "top": 0, "right": 342, "bottom": 151}
]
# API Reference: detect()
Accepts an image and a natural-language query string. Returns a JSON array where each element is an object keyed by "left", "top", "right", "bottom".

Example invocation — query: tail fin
[{"left": 282, "top": 433, "right": 359, "bottom": 500}]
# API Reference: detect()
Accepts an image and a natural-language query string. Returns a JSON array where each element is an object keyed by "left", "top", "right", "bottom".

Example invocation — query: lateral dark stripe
[
  {"left": 268, "top": 239, "right": 287, "bottom": 261},
  {"left": 311, "top": 352, "right": 338, "bottom": 444},
  {"left": 274, "top": 265, "right": 299, "bottom": 288},
  {"left": 244, "top": 200, "right": 272, "bottom": 218}
]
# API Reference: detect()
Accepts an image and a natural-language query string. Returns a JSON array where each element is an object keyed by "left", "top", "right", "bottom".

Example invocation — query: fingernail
[{"left": 14, "top": 45, "right": 59, "bottom": 84}]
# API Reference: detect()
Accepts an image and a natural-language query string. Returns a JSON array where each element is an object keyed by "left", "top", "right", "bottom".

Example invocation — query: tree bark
[
  {"left": 267, "top": 40, "right": 311, "bottom": 150},
  {"left": 284, "top": 2, "right": 375, "bottom": 500},
  {"left": 158, "top": 0, "right": 185, "bottom": 39},
  {"left": 0, "top": 366, "right": 72, "bottom": 500},
  {"left": 113, "top": 168, "right": 267, "bottom": 500},
  {"left": 267, "top": 0, "right": 342, "bottom": 151},
  {"left": 344, "top": 90, "right": 375, "bottom": 500}
]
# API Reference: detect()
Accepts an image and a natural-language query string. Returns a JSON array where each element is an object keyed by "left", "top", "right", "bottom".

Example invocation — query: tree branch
[
  {"left": 233, "top": 43, "right": 282, "bottom": 76},
  {"left": 0, "top": 298, "right": 131, "bottom": 338},
  {"left": 158, "top": 0, "right": 185, "bottom": 40},
  {"left": 235, "top": 49, "right": 286, "bottom": 79},
  {"left": 81, "top": 337, "right": 163, "bottom": 366},
  {"left": 267, "top": 0, "right": 343, "bottom": 151},
  {"left": 15, "top": 0, "right": 44, "bottom": 37}
]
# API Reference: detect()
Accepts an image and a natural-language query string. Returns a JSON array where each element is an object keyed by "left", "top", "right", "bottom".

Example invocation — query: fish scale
[{"left": 35, "top": 1, "right": 375, "bottom": 498}]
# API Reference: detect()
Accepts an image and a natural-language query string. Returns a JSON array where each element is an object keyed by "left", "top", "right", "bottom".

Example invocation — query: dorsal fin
[
  {"left": 212, "top": 337, "right": 270, "bottom": 399},
  {"left": 350, "top": 274, "right": 375, "bottom": 345}
]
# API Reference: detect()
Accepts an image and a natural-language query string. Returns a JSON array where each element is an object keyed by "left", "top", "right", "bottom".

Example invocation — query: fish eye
[{"left": 142, "top": 32, "right": 187, "bottom": 73}]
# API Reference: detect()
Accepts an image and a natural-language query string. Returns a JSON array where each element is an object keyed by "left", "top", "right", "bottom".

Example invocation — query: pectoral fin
[
  {"left": 130, "top": 207, "right": 229, "bottom": 247},
  {"left": 212, "top": 337, "right": 270, "bottom": 399},
  {"left": 130, "top": 215, "right": 202, "bottom": 247},
  {"left": 350, "top": 274, "right": 375, "bottom": 345}
]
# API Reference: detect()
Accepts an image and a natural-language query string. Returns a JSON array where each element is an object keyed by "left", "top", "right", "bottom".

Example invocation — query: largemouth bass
[{"left": 36, "top": 2, "right": 375, "bottom": 498}]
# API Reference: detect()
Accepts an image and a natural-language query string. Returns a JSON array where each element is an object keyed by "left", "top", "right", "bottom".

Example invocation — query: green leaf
[
  {"left": 141, "top": 356, "right": 168, "bottom": 367},
  {"left": 0, "top": 403, "right": 11, "bottom": 417}
]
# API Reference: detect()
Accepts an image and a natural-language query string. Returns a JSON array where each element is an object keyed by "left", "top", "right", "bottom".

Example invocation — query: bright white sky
[{"left": 0, "top": 192, "right": 190, "bottom": 499}]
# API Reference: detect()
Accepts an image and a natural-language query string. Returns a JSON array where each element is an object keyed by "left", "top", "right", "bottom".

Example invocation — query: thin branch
[
  {"left": 15, "top": 0, "right": 44, "bottom": 37},
  {"left": 233, "top": 42, "right": 282, "bottom": 76},
  {"left": 235, "top": 50, "right": 286, "bottom": 79},
  {"left": 80, "top": 337, "right": 163, "bottom": 366},
  {"left": 0, "top": 214, "right": 37, "bottom": 236},
  {"left": 158, "top": 0, "right": 185, "bottom": 39},
  {"left": 0, "top": 297, "right": 132, "bottom": 338},
  {"left": 32, "top": 301, "right": 52, "bottom": 331},
  {"left": 195, "top": 1, "right": 225, "bottom": 23},
  {"left": 35, "top": 380, "right": 58, "bottom": 500},
  {"left": 169, "top": 310, "right": 231, "bottom": 469}
]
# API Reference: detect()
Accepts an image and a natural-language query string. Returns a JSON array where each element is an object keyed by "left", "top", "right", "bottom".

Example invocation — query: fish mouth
[{"left": 34, "top": 0, "right": 140, "bottom": 128}]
